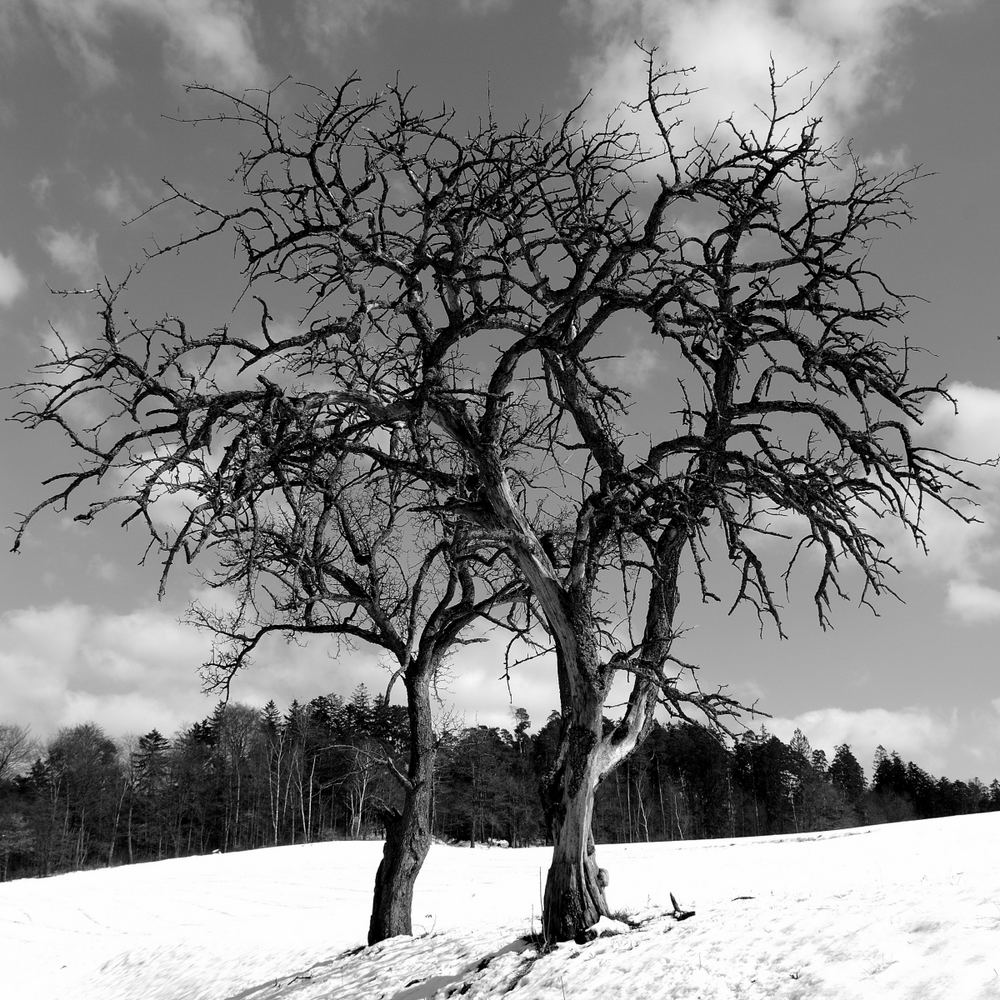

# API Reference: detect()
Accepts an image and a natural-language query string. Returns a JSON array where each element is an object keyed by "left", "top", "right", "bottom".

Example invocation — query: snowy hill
[{"left": 2, "top": 814, "right": 997, "bottom": 1000}]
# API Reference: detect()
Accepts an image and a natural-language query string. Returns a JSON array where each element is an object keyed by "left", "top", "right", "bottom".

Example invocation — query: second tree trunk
[{"left": 542, "top": 714, "right": 609, "bottom": 943}]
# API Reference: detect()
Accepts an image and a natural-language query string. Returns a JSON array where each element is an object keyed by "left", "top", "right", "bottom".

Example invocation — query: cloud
[
  {"left": 295, "top": 0, "right": 511, "bottom": 49},
  {"left": 94, "top": 170, "right": 149, "bottom": 221},
  {"left": 0, "top": 602, "right": 210, "bottom": 738},
  {"left": 294, "top": 0, "right": 400, "bottom": 47},
  {"left": 923, "top": 382, "right": 1000, "bottom": 469},
  {"left": 769, "top": 704, "right": 957, "bottom": 775},
  {"left": 864, "top": 146, "right": 912, "bottom": 172},
  {"left": 603, "top": 344, "right": 663, "bottom": 388},
  {"left": 569, "top": 0, "right": 972, "bottom": 147},
  {"left": 29, "top": 173, "right": 53, "bottom": 206},
  {"left": 852, "top": 382, "right": 1000, "bottom": 615},
  {"left": 27, "top": 313, "right": 107, "bottom": 425},
  {"left": 30, "top": 0, "right": 120, "bottom": 87},
  {"left": 0, "top": 251, "right": 27, "bottom": 306},
  {"left": 457, "top": 0, "right": 513, "bottom": 10},
  {"left": 156, "top": 0, "right": 264, "bottom": 87},
  {"left": 444, "top": 630, "right": 560, "bottom": 732},
  {"left": 947, "top": 580, "right": 1000, "bottom": 624},
  {"left": 921, "top": 383, "right": 1000, "bottom": 590},
  {"left": 87, "top": 556, "right": 122, "bottom": 583},
  {"left": 28, "top": 0, "right": 266, "bottom": 90},
  {"left": 39, "top": 227, "right": 100, "bottom": 282},
  {"left": 0, "top": 599, "right": 392, "bottom": 742}
]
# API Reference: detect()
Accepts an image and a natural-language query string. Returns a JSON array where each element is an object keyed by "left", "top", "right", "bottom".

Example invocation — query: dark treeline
[{"left": 2, "top": 689, "right": 998, "bottom": 881}]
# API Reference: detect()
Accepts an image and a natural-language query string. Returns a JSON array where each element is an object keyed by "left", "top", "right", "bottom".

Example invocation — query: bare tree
[
  {"left": 11, "top": 56, "right": 971, "bottom": 943},
  {"left": 0, "top": 722, "right": 36, "bottom": 879},
  {"left": 10, "top": 271, "right": 523, "bottom": 942},
  {"left": 191, "top": 458, "right": 523, "bottom": 941},
  {"left": 0, "top": 724, "right": 36, "bottom": 784}
]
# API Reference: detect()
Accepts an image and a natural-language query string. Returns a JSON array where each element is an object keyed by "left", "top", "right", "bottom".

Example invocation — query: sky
[{"left": 0, "top": 0, "right": 998, "bottom": 782}]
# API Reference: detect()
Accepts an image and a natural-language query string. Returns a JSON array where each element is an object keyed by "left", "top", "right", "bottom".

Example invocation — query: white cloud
[
  {"left": 30, "top": 0, "right": 118, "bottom": 87},
  {"left": 0, "top": 251, "right": 27, "bottom": 306},
  {"left": 157, "top": 0, "right": 264, "bottom": 87},
  {"left": 603, "top": 345, "right": 663, "bottom": 388},
  {"left": 923, "top": 382, "right": 1000, "bottom": 469},
  {"left": 0, "top": 599, "right": 388, "bottom": 741},
  {"left": 88, "top": 556, "right": 121, "bottom": 582},
  {"left": 770, "top": 704, "right": 957, "bottom": 775},
  {"left": 29, "top": 0, "right": 266, "bottom": 90},
  {"left": 94, "top": 171, "right": 147, "bottom": 220},
  {"left": 569, "top": 0, "right": 970, "bottom": 149},
  {"left": 877, "top": 494, "right": 993, "bottom": 579},
  {"left": 444, "top": 630, "right": 559, "bottom": 732},
  {"left": 295, "top": 0, "right": 402, "bottom": 45},
  {"left": 39, "top": 227, "right": 100, "bottom": 282},
  {"left": 28, "top": 313, "right": 106, "bottom": 424},
  {"left": 0, "top": 602, "right": 207, "bottom": 738},
  {"left": 851, "top": 382, "right": 1000, "bottom": 614},
  {"left": 864, "top": 146, "right": 912, "bottom": 172},
  {"left": 921, "top": 383, "right": 1000, "bottom": 600},
  {"left": 947, "top": 580, "right": 1000, "bottom": 624}
]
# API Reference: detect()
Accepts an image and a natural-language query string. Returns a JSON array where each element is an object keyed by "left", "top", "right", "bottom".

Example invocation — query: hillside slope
[{"left": 2, "top": 814, "right": 997, "bottom": 999}]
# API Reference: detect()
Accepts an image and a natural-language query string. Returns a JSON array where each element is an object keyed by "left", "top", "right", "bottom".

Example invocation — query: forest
[{"left": 2, "top": 686, "right": 997, "bottom": 882}]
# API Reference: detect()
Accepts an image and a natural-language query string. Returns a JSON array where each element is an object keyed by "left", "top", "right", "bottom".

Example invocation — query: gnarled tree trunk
[
  {"left": 368, "top": 669, "right": 434, "bottom": 944},
  {"left": 542, "top": 779, "right": 607, "bottom": 940},
  {"left": 541, "top": 688, "right": 611, "bottom": 943}
]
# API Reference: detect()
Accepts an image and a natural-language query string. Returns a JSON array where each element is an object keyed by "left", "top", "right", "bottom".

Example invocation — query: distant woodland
[{"left": 1, "top": 688, "right": 997, "bottom": 881}]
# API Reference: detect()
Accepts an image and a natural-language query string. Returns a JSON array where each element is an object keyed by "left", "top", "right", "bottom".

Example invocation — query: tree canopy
[{"left": 10, "top": 55, "right": 972, "bottom": 940}]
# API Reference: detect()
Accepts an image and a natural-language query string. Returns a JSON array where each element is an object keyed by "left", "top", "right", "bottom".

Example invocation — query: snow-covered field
[{"left": 2, "top": 813, "right": 998, "bottom": 1000}]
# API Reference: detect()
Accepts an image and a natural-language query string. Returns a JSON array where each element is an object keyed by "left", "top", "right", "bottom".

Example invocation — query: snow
[{"left": 2, "top": 814, "right": 999, "bottom": 999}]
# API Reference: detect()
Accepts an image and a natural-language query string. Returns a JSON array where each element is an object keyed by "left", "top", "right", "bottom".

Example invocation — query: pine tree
[
  {"left": 829, "top": 744, "right": 866, "bottom": 805},
  {"left": 260, "top": 701, "right": 281, "bottom": 738},
  {"left": 873, "top": 749, "right": 908, "bottom": 798},
  {"left": 789, "top": 728, "right": 812, "bottom": 763}
]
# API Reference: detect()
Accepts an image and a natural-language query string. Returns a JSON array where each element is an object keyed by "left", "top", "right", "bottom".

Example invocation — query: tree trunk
[
  {"left": 541, "top": 697, "right": 610, "bottom": 944},
  {"left": 367, "top": 668, "right": 435, "bottom": 945},
  {"left": 655, "top": 757, "right": 667, "bottom": 840},
  {"left": 485, "top": 496, "right": 682, "bottom": 942},
  {"left": 543, "top": 785, "right": 607, "bottom": 942}
]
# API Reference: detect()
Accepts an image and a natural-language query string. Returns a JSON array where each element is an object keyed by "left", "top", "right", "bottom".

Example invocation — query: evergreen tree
[
  {"left": 789, "top": 728, "right": 812, "bottom": 763},
  {"left": 132, "top": 729, "right": 171, "bottom": 860},
  {"left": 829, "top": 744, "right": 866, "bottom": 805},
  {"left": 873, "top": 749, "right": 908, "bottom": 798},
  {"left": 260, "top": 701, "right": 281, "bottom": 738},
  {"left": 733, "top": 733, "right": 803, "bottom": 834},
  {"left": 989, "top": 780, "right": 1000, "bottom": 810},
  {"left": 655, "top": 722, "right": 733, "bottom": 840}
]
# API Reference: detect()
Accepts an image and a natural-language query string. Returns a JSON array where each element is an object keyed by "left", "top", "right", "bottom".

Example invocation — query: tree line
[{"left": 2, "top": 689, "right": 996, "bottom": 882}]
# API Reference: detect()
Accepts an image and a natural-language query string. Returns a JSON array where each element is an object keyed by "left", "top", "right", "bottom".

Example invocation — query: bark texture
[
  {"left": 368, "top": 673, "right": 435, "bottom": 945},
  {"left": 543, "top": 788, "right": 608, "bottom": 942},
  {"left": 368, "top": 796, "right": 431, "bottom": 943},
  {"left": 541, "top": 690, "right": 610, "bottom": 943}
]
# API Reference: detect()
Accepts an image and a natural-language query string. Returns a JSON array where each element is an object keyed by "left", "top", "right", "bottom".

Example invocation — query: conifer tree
[{"left": 829, "top": 744, "right": 866, "bottom": 805}]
